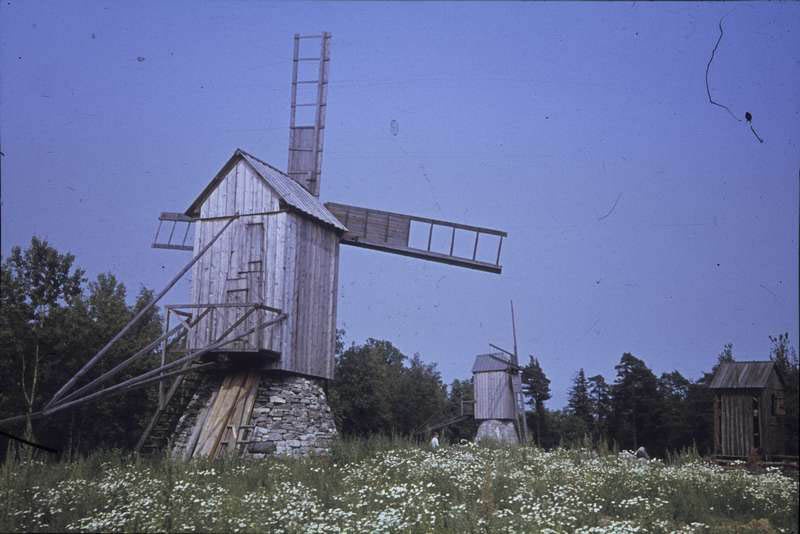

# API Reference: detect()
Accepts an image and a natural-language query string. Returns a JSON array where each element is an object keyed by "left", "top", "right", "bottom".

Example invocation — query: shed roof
[
  {"left": 472, "top": 353, "right": 514, "bottom": 374},
  {"left": 709, "top": 361, "right": 783, "bottom": 389},
  {"left": 186, "top": 149, "right": 347, "bottom": 232}
]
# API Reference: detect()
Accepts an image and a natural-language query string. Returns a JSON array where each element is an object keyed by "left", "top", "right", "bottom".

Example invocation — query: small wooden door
[{"left": 220, "top": 222, "right": 264, "bottom": 350}]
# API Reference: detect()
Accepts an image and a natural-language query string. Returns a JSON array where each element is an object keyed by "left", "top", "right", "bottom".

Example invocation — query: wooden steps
[{"left": 136, "top": 369, "right": 204, "bottom": 456}]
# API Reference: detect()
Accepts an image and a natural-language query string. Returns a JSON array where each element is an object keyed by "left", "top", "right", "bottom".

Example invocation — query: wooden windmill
[
  {"left": 472, "top": 302, "right": 527, "bottom": 444},
  {"left": 7, "top": 33, "right": 508, "bottom": 458}
]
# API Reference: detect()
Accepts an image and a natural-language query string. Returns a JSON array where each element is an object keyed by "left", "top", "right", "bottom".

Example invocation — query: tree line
[
  {"left": 1, "top": 238, "right": 162, "bottom": 459},
  {"left": 1, "top": 237, "right": 797, "bottom": 459},
  {"left": 521, "top": 341, "right": 799, "bottom": 457}
]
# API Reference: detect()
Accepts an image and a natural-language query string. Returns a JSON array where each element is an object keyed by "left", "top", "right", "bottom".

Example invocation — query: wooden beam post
[{"left": 45, "top": 215, "right": 239, "bottom": 409}]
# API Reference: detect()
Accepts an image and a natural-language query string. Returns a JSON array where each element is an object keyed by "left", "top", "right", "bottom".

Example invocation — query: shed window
[{"left": 771, "top": 393, "right": 785, "bottom": 416}]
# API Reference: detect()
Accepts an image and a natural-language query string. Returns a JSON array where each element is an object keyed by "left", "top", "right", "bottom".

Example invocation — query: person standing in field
[{"left": 430, "top": 432, "right": 440, "bottom": 449}]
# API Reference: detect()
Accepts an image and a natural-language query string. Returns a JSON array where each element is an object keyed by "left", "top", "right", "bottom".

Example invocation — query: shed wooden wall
[
  {"left": 189, "top": 158, "right": 339, "bottom": 380},
  {"left": 763, "top": 371, "right": 786, "bottom": 457},
  {"left": 474, "top": 371, "right": 516, "bottom": 420},
  {"left": 713, "top": 370, "right": 786, "bottom": 458},
  {"left": 714, "top": 393, "right": 755, "bottom": 457}
]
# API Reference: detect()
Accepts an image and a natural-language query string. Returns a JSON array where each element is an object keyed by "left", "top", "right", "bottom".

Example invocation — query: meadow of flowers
[{"left": 2, "top": 441, "right": 797, "bottom": 533}]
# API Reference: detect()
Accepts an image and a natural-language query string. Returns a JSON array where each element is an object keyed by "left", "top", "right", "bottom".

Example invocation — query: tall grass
[{"left": 1, "top": 440, "right": 797, "bottom": 533}]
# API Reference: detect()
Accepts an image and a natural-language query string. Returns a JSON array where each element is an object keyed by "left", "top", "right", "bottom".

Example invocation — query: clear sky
[{"left": 2, "top": 1, "right": 798, "bottom": 407}]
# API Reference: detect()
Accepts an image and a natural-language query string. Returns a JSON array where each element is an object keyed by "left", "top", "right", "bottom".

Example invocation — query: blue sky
[{"left": 2, "top": 1, "right": 798, "bottom": 407}]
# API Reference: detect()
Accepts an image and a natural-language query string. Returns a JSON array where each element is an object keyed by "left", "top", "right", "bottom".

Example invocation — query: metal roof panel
[
  {"left": 472, "top": 353, "right": 513, "bottom": 374},
  {"left": 186, "top": 149, "right": 347, "bottom": 232},
  {"left": 709, "top": 361, "right": 778, "bottom": 389},
  {"left": 237, "top": 150, "right": 347, "bottom": 231}
]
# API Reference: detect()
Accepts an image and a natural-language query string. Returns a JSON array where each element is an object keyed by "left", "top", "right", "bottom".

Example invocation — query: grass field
[{"left": 2, "top": 439, "right": 797, "bottom": 533}]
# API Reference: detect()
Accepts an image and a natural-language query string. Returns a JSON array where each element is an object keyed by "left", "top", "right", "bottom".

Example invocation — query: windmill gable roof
[
  {"left": 472, "top": 353, "right": 514, "bottom": 374},
  {"left": 186, "top": 149, "right": 347, "bottom": 232},
  {"left": 709, "top": 361, "right": 783, "bottom": 389}
]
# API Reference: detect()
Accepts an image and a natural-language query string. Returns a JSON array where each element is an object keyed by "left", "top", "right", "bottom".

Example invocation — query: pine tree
[
  {"left": 657, "top": 370, "right": 692, "bottom": 452},
  {"left": 568, "top": 368, "right": 593, "bottom": 431},
  {"left": 521, "top": 356, "right": 551, "bottom": 445},
  {"left": 610, "top": 353, "right": 662, "bottom": 452},
  {"left": 588, "top": 374, "right": 612, "bottom": 442}
]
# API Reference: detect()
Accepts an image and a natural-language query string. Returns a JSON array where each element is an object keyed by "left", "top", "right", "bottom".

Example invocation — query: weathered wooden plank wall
[
  {"left": 717, "top": 393, "right": 754, "bottom": 457},
  {"left": 189, "top": 158, "right": 339, "bottom": 380},
  {"left": 474, "top": 371, "right": 516, "bottom": 420},
  {"left": 190, "top": 160, "right": 282, "bottom": 352},
  {"left": 262, "top": 213, "right": 338, "bottom": 379},
  {"left": 763, "top": 371, "right": 786, "bottom": 457}
]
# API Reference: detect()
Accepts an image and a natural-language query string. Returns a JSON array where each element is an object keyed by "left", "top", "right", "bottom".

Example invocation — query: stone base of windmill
[
  {"left": 475, "top": 419, "right": 519, "bottom": 445},
  {"left": 246, "top": 374, "right": 337, "bottom": 458},
  {"left": 170, "top": 372, "right": 337, "bottom": 459}
]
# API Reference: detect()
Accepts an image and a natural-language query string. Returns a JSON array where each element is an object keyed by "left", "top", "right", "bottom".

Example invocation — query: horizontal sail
[{"left": 325, "top": 202, "right": 505, "bottom": 274}]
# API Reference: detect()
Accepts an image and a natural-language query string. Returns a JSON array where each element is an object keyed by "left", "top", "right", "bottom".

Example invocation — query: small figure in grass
[
  {"left": 635, "top": 446, "right": 649, "bottom": 462},
  {"left": 430, "top": 432, "right": 440, "bottom": 449}
]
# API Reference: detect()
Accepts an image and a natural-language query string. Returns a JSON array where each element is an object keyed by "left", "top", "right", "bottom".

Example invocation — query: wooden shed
[
  {"left": 472, "top": 353, "right": 521, "bottom": 420},
  {"left": 710, "top": 361, "right": 786, "bottom": 459},
  {"left": 185, "top": 149, "right": 346, "bottom": 379}
]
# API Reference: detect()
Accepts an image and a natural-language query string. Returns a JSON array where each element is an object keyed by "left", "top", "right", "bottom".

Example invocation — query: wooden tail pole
[
  {"left": 25, "top": 313, "right": 287, "bottom": 424},
  {"left": 55, "top": 322, "right": 186, "bottom": 407},
  {"left": 43, "top": 363, "right": 219, "bottom": 421},
  {"left": 55, "top": 308, "right": 211, "bottom": 407},
  {"left": 50, "top": 312, "right": 285, "bottom": 412},
  {"left": 45, "top": 215, "right": 239, "bottom": 410},
  {"left": 510, "top": 300, "right": 529, "bottom": 443},
  {"left": 510, "top": 300, "right": 518, "bottom": 367},
  {"left": 52, "top": 307, "right": 264, "bottom": 411}
]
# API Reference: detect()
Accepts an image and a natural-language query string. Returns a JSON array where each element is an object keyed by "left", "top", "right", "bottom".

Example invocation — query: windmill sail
[
  {"left": 287, "top": 32, "right": 331, "bottom": 197},
  {"left": 325, "top": 202, "right": 506, "bottom": 274}
]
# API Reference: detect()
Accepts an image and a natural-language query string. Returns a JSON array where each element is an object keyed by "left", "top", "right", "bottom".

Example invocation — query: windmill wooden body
[
  {"left": 10, "top": 33, "right": 508, "bottom": 458},
  {"left": 472, "top": 302, "right": 527, "bottom": 444},
  {"left": 472, "top": 352, "right": 523, "bottom": 444}
]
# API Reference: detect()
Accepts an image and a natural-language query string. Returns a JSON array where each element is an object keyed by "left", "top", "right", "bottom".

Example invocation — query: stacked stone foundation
[
  {"left": 170, "top": 371, "right": 337, "bottom": 459},
  {"left": 475, "top": 419, "right": 519, "bottom": 445}
]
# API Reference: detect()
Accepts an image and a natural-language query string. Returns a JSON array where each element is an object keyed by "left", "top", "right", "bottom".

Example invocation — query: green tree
[
  {"left": 0, "top": 238, "right": 84, "bottom": 442},
  {"left": 542, "top": 409, "right": 588, "bottom": 448},
  {"left": 769, "top": 333, "right": 799, "bottom": 455},
  {"left": 393, "top": 353, "right": 448, "bottom": 436},
  {"left": 568, "top": 368, "right": 593, "bottom": 431},
  {"left": 329, "top": 339, "right": 395, "bottom": 435},
  {"left": 521, "top": 356, "right": 550, "bottom": 446},
  {"left": 445, "top": 378, "right": 477, "bottom": 442},
  {"left": 328, "top": 339, "right": 449, "bottom": 438},
  {"left": 713, "top": 343, "right": 735, "bottom": 374},
  {"left": 588, "top": 374, "right": 612, "bottom": 443},
  {"left": 0, "top": 238, "right": 163, "bottom": 457},
  {"left": 609, "top": 353, "right": 662, "bottom": 453},
  {"left": 657, "top": 370, "right": 692, "bottom": 452}
]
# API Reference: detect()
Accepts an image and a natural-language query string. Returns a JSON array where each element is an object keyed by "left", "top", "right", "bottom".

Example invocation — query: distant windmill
[
  {"left": 418, "top": 302, "right": 528, "bottom": 445},
  {"left": 4, "top": 33, "right": 508, "bottom": 458},
  {"left": 472, "top": 301, "right": 527, "bottom": 444}
]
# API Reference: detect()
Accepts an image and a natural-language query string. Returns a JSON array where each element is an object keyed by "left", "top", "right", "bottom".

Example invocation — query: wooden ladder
[
  {"left": 287, "top": 32, "right": 331, "bottom": 197},
  {"left": 135, "top": 363, "right": 204, "bottom": 455}
]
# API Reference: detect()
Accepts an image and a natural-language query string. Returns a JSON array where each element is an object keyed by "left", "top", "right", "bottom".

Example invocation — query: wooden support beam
[
  {"left": 37, "top": 314, "right": 286, "bottom": 422},
  {"left": 54, "top": 307, "right": 212, "bottom": 407},
  {"left": 46, "top": 215, "right": 239, "bottom": 409},
  {"left": 0, "top": 363, "right": 218, "bottom": 427}
]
